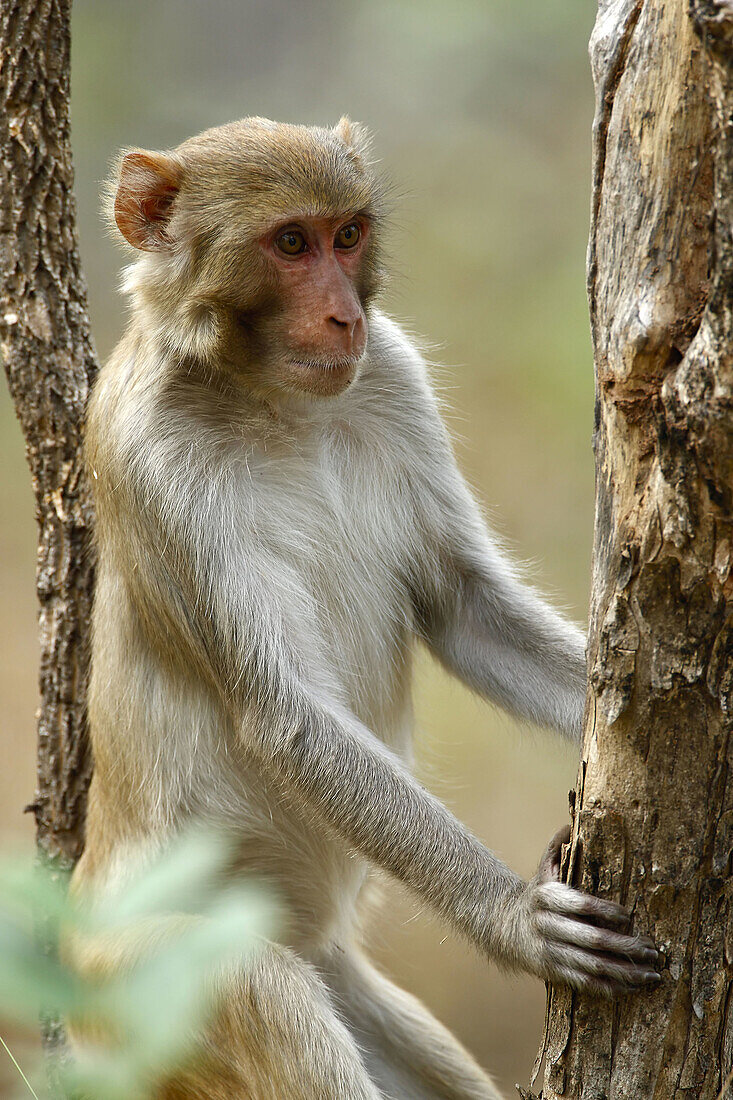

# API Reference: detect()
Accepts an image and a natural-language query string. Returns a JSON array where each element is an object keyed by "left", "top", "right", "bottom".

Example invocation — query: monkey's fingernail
[{"left": 644, "top": 971, "right": 661, "bottom": 983}]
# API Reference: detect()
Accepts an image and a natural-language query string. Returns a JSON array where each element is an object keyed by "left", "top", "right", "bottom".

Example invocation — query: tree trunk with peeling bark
[
  {"left": 524, "top": 1, "right": 733, "bottom": 1098},
  {"left": 1, "top": 0, "right": 96, "bottom": 869}
]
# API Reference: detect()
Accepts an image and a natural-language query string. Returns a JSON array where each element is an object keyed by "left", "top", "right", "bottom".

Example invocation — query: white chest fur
[{"left": 230, "top": 415, "right": 415, "bottom": 750}]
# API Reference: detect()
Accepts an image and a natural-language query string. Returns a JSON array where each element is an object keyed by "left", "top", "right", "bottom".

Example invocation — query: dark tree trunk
[
  {"left": 0, "top": 0, "right": 96, "bottom": 868},
  {"left": 523, "top": 1, "right": 733, "bottom": 1097}
]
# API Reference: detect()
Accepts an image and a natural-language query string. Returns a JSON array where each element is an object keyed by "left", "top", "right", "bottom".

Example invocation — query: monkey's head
[{"left": 109, "top": 117, "right": 386, "bottom": 399}]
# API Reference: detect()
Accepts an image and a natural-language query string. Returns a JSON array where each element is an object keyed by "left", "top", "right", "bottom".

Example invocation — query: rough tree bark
[
  {"left": 522, "top": 1, "right": 733, "bottom": 1097},
  {"left": 0, "top": 0, "right": 96, "bottom": 869}
]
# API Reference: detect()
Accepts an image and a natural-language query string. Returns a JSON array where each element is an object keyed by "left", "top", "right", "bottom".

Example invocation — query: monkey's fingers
[
  {"left": 535, "top": 881, "right": 633, "bottom": 931},
  {"left": 536, "top": 911, "right": 659, "bottom": 965},
  {"left": 545, "top": 943, "right": 661, "bottom": 995},
  {"left": 548, "top": 972, "right": 621, "bottom": 999},
  {"left": 537, "top": 825, "right": 571, "bottom": 881}
]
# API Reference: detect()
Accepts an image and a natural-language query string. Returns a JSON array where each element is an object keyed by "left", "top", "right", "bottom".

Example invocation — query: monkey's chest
[
  {"left": 308, "top": 548, "right": 412, "bottom": 738},
  {"left": 251, "top": 452, "right": 414, "bottom": 747}
]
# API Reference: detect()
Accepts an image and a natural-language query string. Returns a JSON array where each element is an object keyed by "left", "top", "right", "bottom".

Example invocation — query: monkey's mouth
[
  {"left": 291, "top": 358, "right": 358, "bottom": 373},
  {"left": 287, "top": 356, "right": 361, "bottom": 396}
]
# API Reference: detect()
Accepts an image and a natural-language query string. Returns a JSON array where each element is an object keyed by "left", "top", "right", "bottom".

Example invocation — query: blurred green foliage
[
  {"left": 1, "top": 0, "right": 598, "bottom": 1092},
  {"left": 0, "top": 829, "right": 276, "bottom": 1100}
]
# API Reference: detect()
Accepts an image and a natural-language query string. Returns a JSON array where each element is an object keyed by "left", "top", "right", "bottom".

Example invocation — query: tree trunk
[
  {"left": 0, "top": 0, "right": 96, "bottom": 868},
  {"left": 524, "top": 1, "right": 733, "bottom": 1097}
]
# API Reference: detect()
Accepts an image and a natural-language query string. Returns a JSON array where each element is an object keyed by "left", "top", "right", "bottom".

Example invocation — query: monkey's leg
[
  {"left": 316, "top": 945, "right": 505, "bottom": 1100},
  {"left": 155, "top": 942, "right": 385, "bottom": 1100}
]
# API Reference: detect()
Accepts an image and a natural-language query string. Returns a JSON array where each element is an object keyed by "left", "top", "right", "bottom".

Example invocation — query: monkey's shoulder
[
  {"left": 344, "top": 310, "right": 451, "bottom": 450},
  {"left": 362, "top": 311, "right": 436, "bottom": 401}
]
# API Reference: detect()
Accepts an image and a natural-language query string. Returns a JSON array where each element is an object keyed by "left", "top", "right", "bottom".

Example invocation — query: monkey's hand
[{"left": 507, "top": 826, "right": 661, "bottom": 996}]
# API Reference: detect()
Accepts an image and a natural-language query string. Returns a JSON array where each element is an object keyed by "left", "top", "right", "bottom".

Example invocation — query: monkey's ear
[
  {"left": 112, "top": 151, "right": 183, "bottom": 252},
  {"left": 335, "top": 116, "right": 371, "bottom": 162}
]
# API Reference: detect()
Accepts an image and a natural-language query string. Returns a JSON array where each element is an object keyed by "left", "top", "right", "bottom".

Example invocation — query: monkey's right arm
[{"left": 103, "top": 445, "right": 658, "bottom": 996}]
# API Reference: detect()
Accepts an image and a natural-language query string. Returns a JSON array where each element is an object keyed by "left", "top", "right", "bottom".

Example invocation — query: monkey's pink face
[{"left": 260, "top": 215, "right": 370, "bottom": 397}]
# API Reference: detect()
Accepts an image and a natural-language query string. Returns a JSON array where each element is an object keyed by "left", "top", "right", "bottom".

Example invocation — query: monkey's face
[
  {"left": 246, "top": 214, "right": 370, "bottom": 397},
  {"left": 109, "top": 116, "right": 385, "bottom": 402}
]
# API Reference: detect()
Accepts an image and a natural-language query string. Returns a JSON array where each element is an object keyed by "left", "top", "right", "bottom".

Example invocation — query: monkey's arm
[
  {"left": 408, "top": 448, "right": 587, "bottom": 741},
  {"left": 107, "top": 449, "right": 656, "bottom": 996},
  {"left": 372, "top": 314, "right": 586, "bottom": 739}
]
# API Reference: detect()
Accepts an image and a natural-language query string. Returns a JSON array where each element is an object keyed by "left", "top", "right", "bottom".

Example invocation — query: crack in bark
[{"left": 587, "top": 0, "right": 645, "bottom": 344}]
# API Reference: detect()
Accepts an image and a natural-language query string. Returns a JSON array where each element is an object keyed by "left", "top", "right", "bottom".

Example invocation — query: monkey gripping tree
[{"left": 524, "top": 0, "right": 733, "bottom": 1097}]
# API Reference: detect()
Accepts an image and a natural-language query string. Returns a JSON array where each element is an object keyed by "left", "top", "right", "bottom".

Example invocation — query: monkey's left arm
[{"left": 406, "top": 416, "right": 586, "bottom": 741}]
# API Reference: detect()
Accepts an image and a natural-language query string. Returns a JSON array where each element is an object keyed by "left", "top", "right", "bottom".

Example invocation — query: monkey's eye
[
  {"left": 335, "top": 223, "right": 361, "bottom": 249},
  {"left": 276, "top": 229, "right": 307, "bottom": 256}
]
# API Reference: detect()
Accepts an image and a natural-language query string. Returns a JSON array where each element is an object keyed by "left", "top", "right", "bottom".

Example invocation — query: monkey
[{"left": 70, "top": 116, "right": 660, "bottom": 1100}]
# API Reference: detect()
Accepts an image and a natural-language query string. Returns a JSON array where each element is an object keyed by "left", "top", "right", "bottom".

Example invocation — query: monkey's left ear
[
  {"left": 113, "top": 151, "right": 184, "bottom": 252},
  {"left": 335, "top": 116, "right": 371, "bottom": 162}
]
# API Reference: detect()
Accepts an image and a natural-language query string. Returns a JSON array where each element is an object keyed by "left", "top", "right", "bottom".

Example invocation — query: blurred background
[{"left": 0, "top": 0, "right": 597, "bottom": 1094}]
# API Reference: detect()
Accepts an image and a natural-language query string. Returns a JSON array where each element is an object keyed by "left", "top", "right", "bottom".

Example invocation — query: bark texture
[
  {"left": 525, "top": 1, "right": 733, "bottom": 1097},
  {"left": 1, "top": 0, "right": 96, "bottom": 867}
]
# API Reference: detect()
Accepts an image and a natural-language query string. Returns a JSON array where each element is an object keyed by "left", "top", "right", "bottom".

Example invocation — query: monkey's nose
[
  {"left": 328, "top": 316, "right": 355, "bottom": 333},
  {"left": 327, "top": 313, "right": 365, "bottom": 356}
]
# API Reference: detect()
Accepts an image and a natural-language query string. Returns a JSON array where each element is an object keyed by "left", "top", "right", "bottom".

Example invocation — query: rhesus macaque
[{"left": 72, "top": 117, "right": 659, "bottom": 1100}]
